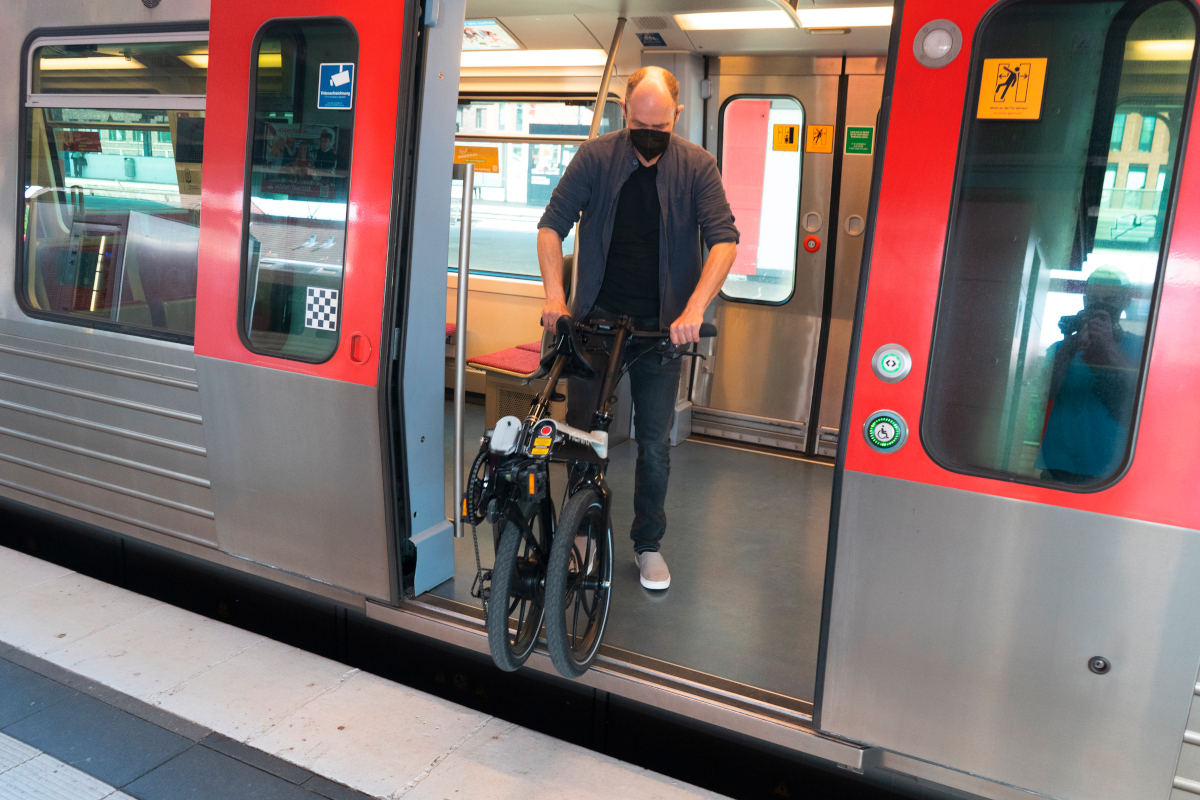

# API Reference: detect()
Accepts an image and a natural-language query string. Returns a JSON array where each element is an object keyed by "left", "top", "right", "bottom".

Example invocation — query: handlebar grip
[{"left": 699, "top": 323, "right": 718, "bottom": 338}]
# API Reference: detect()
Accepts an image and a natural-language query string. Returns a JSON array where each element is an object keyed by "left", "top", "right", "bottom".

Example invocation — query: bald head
[{"left": 624, "top": 66, "right": 682, "bottom": 132}]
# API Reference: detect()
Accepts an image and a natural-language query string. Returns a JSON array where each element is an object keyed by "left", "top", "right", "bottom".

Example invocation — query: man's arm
[
  {"left": 536, "top": 145, "right": 594, "bottom": 328},
  {"left": 538, "top": 228, "right": 571, "bottom": 329},
  {"left": 670, "top": 242, "right": 737, "bottom": 345}
]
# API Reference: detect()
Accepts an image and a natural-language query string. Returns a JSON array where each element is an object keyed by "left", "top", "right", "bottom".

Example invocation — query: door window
[
  {"left": 242, "top": 21, "right": 358, "bottom": 362},
  {"left": 19, "top": 36, "right": 207, "bottom": 340},
  {"left": 450, "top": 99, "right": 622, "bottom": 279},
  {"left": 718, "top": 96, "right": 803, "bottom": 304},
  {"left": 922, "top": 0, "right": 1197, "bottom": 488}
]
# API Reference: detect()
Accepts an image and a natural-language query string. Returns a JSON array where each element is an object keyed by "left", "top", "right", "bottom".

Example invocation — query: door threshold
[
  {"left": 366, "top": 595, "right": 868, "bottom": 769},
  {"left": 688, "top": 434, "right": 836, "bottom": 465}
]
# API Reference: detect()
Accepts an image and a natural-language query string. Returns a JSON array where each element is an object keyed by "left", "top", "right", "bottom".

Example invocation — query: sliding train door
[
  {"left": 194, "top": 0, "right": 415, "bottom": 600},
  {"left": 691, "top": 57, "right": 882, "bottom": 456},
  {"left": 817, "top": 2, "right": 1200, "bottom": 799}
]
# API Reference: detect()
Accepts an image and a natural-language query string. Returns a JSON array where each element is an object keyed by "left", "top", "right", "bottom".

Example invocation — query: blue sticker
[
  {"left": 636, "top": 32, "right": 667, "bottom": 47},
  {"left": 318, "top": 63, "right": 355, "bottom": 110}
]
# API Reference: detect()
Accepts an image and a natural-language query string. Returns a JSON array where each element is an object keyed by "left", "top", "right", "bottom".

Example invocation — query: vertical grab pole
[
  {"left": 565, "top": 18, "right": 625, "bottom": 314},
  {"left": 453, "top": 162, "right": 475, "bottom": 538}
]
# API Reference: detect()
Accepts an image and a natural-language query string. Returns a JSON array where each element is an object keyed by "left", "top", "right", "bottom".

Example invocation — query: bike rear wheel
[
  {"left": 544, "top": 488, "right": 613, "bottom": 678},
  {"left": 486, "top": 510, "right": 548, "bottom": 672}
]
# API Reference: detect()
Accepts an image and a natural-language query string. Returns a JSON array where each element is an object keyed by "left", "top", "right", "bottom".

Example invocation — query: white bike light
[{"left": 489, "top": 416, "right": 522, "bottom": 455}]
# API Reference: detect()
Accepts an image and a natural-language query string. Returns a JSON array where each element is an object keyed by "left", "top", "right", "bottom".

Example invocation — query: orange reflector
[
  {"left": 528, "top": 473, "right": 536, "bottom": 494},
  {"left": 462, "top": 498, "right": 467, "bottom": 518}
]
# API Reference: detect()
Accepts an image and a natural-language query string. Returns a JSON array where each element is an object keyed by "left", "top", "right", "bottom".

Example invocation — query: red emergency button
[{"left": 803, "top": 235, "right": 821, "bottom": 253}]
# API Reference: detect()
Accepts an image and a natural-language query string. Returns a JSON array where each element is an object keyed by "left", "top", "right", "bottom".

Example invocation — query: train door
[
  {"left": 690, "top": 58, "right": 883, "bottom": 457},
  {"left": 194, "top": 0, "right": 414, "bottom": 600},
  {"left": 817, "top": 2, "right": 1200, "bottom": 799}
]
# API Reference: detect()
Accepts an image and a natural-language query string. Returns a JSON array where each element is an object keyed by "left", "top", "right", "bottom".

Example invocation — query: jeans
[{"left": 566, "top": 313, "right": 682, "bottom": 554}]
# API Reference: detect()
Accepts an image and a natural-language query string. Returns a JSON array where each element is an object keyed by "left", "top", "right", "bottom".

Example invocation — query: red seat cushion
[
  {"left": 468, "top": 346, "right": 539, "bottom": 374},
  {"left": 516, "top": 341, "right": 541, "bottom": 353},
  {"left": 445, "top": 323, "right": 456, "bottom": 339}
]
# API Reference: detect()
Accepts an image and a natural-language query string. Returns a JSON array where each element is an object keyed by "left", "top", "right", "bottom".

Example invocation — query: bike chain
[{"left": 465, "top": 448, "right": 491, "bottom": 613}]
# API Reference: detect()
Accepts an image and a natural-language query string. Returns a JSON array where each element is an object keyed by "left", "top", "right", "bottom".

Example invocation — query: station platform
[{"left": 0, "top": 545, "right": 727, "bottom": 800}]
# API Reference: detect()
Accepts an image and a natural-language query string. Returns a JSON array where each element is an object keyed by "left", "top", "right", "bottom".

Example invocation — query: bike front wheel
[
  {"left": 486, "top": 513, "right": 548, "bottom": 672},
  {"left": 544, "top": 488, "right": 613, "bottom": 678}
]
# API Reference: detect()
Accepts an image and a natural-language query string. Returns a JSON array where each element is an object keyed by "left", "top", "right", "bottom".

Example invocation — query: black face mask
[{"left": 630, "top": 128, "right": 671, "bottom": 161}]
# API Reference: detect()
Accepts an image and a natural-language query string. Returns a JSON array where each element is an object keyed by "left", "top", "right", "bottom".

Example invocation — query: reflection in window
[
  {"left": 718, "top": 96, "right": 803, "bottom": 304},
  {"left": 23, "top": 108, "right": 204, "bottom": 337},
  {"left": 923, "top": 0, "right": 1196, "bottom": 488},
  {"left": 243, "top": 21, "right": 357, "bottom": 362},
  {"left": 448, "top": 100, "right": 621, "bottom": 280},
  {"left": 1110, "top": 112, "right": 1127, "bottom": 148}
]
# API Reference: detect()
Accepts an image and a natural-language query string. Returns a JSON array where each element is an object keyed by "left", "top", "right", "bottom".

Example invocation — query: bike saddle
[{"left": 540, "top": 315, "right": 598, "bottom": 381}]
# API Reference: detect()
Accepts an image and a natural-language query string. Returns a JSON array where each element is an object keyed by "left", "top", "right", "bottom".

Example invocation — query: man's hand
[
  {"left": 670, "top": 307, "right": 706, "bottom": 346},
  {"left": 542, "top": 299, "right": 571, "bottom": 331}
]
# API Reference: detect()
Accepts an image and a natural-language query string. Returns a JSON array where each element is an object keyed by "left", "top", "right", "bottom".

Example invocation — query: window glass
[
  {"left": 31, "top": 40, "right": 207, "bottom": 96},
  {"left": 923, "top": 0, "right": 1196, "bottom": 488},
  {"left": 1110, "top": 112, "right": 1127, "bottom": 148},
  {"left": 243, "top": 21, "right": 357, "bottom": 362},
  {"left": 448, "top": 99, "right": 621, "bottom": 280},
  {"left": 22, "top": 48, "right": 205, "bottom": 338},
  {"left": 1138, "top": 114, "right": 1157, "bottom": 150},
  {"left": 718, "top": 96, "right": 803, "bottom": 304}
]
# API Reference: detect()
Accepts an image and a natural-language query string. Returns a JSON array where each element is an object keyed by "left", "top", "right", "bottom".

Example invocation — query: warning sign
[
  {"left": 805, "top": 124, "right": 834, "bottom": 153},
  {"left": 845, "top": 126, "right": 874, "bottom": 155},
  {"left": 453, "top": 145, "right": 500, "bottom": 173},
  {"left": 773, "top": 123, "right": 799, "bottom": 151},
  {"left": 976, "top": 58, "right": 1047, "bottom": 120}
]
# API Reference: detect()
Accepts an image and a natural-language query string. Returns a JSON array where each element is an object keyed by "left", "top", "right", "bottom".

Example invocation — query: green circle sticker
[
  {"left": 867, "top": 416, "right": 900, "bottom": 448},
  {"left": 880, "top": 353, "right": 902, "bottom": 374}
]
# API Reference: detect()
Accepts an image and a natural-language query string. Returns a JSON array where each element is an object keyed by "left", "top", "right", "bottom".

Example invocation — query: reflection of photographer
[{"left": 1038, "top": 268, "right": 1142, "bottom": 484}]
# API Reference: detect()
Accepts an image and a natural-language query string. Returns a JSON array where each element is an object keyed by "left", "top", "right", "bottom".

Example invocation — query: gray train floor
[
  {"left": 0, "top": 546, "right": 726, "bottom": 800},
  {"left": 436, "top": 400, "right": 832, "bottom": 702}
]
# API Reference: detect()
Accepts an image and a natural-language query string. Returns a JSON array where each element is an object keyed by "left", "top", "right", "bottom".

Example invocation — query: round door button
[
  {"left": 863, "top": 410, "right": 908, "bottom": 453},
  {"left": 871, "top": 344, "right": 912, "bottom": 383}
]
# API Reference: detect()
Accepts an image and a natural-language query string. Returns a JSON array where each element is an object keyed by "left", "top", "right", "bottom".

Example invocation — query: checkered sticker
[{"left": 304, "top": 287, "right": 339, "bottom": 331}]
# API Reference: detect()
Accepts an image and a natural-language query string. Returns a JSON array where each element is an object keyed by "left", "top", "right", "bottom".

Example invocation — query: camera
[{"left": 1058, "top": 303, "right": 1122, "bottom": 337}]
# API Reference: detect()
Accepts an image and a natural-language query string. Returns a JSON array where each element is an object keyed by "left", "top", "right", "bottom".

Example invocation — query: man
[
  {"left": 1037, "top": 267, "right": 1143, "bottom": 484},
  {"left": 313, "top": 129, "right": 338, "bottom": 173},
  {"left": 537, "top": 66, "right": 739, "bottom": 590}
]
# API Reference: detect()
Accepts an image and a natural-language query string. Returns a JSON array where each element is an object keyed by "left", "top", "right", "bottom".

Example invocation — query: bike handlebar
[{"left": 577, "top": 321, "right": 719, "bottom": 339}]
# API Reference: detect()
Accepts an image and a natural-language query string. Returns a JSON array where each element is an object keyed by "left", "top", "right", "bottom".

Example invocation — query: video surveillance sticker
[{"left": 318, "top": 63, "right": 355, "bottom": 110}]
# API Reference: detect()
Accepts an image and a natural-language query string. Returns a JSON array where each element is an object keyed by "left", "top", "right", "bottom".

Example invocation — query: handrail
[
  {"left": 454, "top": 133, "right": 588, "bottom": 145},
  {"left": 452, "top": 162, "right": 475, "bottom": 539}
]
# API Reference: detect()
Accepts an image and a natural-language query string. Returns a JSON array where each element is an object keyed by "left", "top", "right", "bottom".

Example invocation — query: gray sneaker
[{"left": 635, "top": 551, "right": 671, "bottom": 590}]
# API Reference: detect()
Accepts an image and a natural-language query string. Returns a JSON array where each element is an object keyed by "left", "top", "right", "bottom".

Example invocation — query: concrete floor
[
  {"left": 436, "top": 400, "right": 831, "bottom": 702},
  {"left": 0, "top": 545, "right": 726, "bottom": 800}
]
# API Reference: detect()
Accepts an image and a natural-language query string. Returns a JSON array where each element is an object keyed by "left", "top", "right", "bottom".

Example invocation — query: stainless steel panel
[
  {"left": 714, "top": 56, "right": 843, "bottom": 77},
  {"left": 815, "top": 74, "right": 884, "bottom": 443},
  {"left": 0, "top": 0, "right": 215, "bottom": 549},
  {"left": 0, "top": 328, "right": 216, "bottom": 546},
  {"left": 196, "top": 356, "right": 392, "bottom": 600},
  {"left": 400, "top": 0, "right": 467, "bottom": 592},
  {"left": 697, "top": 70, "right": 838, "bottom": 428},
  {"left": 822, "top": 471, "right": 1200, "bottom": 800},
  {"left": 367, "top": 597, "right": 870, "bottom": 769}
]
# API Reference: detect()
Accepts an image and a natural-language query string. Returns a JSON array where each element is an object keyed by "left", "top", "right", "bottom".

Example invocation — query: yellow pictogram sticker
[
  {"left": 453, "top": 145, "right": 500, "bottom": 173},
  {"left": 976, "top": 58, "right": 1047, "bottom": 120},
  {"left": 805, "top": 125, "right": 834, "bottom": 153},
  {"left": 773, "top": 123, "right": 800, "bottom": 151}
]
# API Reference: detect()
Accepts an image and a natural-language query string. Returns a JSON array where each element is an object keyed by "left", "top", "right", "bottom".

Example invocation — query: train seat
[{"left": 466, "top": 344, "right": 562, "bottom": 427}]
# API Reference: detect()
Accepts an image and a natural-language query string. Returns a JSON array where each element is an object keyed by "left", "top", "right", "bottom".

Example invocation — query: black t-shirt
[{"left": 594, "top": 163, "right": 660, "bottom": 318}]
